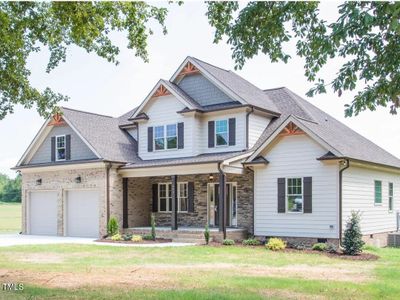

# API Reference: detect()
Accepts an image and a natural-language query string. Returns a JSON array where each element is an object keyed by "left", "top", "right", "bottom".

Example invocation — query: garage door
[
  {"left": 66, "top": 190, "right": 99, "bottom": 238},
  {"left": 29, "top": 191, "right": 58, "bottom": 235}
]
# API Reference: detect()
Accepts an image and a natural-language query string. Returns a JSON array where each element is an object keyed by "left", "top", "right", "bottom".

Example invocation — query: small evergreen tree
[
  {"left": 343, "top": 211, "right": 365, "bottom": 255},
  {"left": 107, "top": 216, "right": 119, "bottom": 236},
  {"left": 204, "top": 224, "right": 210, "bottom": 245},
  {"left": 150, "top": 213, "right": 156, "bottom": 240}
]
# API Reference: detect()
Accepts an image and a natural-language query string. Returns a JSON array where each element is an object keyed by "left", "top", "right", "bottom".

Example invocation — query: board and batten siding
[
  {"left": 29, "top": 125, "right": 97, "bottom": 164},
  {"left": 342, "top": 165, "right": 400, "bottom": 235},
  {"left": 248, "top": 113, "right": 271, "bottom": 148},
  {"left": 254, "top": 134, "right": 339, "bottom": 238}
]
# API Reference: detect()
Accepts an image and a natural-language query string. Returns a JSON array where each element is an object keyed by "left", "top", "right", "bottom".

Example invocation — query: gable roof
[{"left": 249, "top": 87, "right": 400, "bottom": 169}]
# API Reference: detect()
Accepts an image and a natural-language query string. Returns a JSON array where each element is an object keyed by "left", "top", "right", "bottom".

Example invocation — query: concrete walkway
[{"left": 0, "top": 234, "right": 195, "bottom": 248}]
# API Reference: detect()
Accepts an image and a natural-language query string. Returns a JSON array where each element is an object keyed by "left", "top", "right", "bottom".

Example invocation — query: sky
[{"left": 0, "top": 1, "right": 399, "bottom": 178}]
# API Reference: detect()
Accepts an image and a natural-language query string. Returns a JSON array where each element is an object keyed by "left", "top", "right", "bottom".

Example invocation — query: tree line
[{"left": 0, "top": 173, "right": 21, "bottom": 202}]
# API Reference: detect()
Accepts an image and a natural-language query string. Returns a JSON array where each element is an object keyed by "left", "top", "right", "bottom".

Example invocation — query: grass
[
  {"left": 0, "top": 243, "right": 399, "bottom": 299},
  {"left": 0, "top": 201, "right": 21, "bottom": 233}
]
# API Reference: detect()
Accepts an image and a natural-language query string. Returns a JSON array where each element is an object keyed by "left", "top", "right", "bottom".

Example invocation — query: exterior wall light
[
  {"left": 75, "top": 176, "right": 82, "bottom": 184},
  {"left": 209, "top": 174, "right": 214, "bottom": 181},
  {"left": 36, "top": 179, "right": 42, "bottom": 186}
]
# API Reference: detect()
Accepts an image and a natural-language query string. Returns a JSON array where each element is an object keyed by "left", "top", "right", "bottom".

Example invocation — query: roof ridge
[
  {"left": 61, "top": 107, "right": 114, "bottom": 119},
  {"left": 189, "top": 56, "right": 231, "bottom": 72},
  {"left": 263, "top": 87, "right": 286, "bottom": 91}
]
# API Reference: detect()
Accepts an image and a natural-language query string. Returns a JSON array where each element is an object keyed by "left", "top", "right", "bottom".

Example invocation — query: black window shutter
[
  {"left": 152, "top": 183, "right": 158, "bottom": 212},
  {"left": 277, "top": 178, "right": 286, "bottom": 213},
  {"left": 148, "top": 127, "right": 153, "bottom": 152},
  {"left": 65, "top": 135, "right": 71, "bottom": 160},
  {"left": 303, "top": 177, "right": 312, "bottom": 213},
  {"left": 188, "top": 182, "right": 194, "bottom": 212},
  {"left": 177, "top": 122, "right": 184, "bottom": 149},
  {"left": 51, "top": 137, "right": 56, "bottom": 162},
  {"left": 208, "top": 121, "right": 215, "bottom": 148},
  {"left": 228, "top": 118, "right": 236, "bottom": 146}
]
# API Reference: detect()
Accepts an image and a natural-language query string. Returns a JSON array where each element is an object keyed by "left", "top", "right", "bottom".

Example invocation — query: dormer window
[
  {"left": 154, "top": 124, "right": 177, "bottom": 151},
  {"left": 215, "top": 120, "right": 228, "bottom": 146},
  {"left": 56, "top": 135, "right": 66, "bottom": 161}
]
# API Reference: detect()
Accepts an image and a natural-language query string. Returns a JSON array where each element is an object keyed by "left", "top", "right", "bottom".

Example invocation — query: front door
[{"left": 208, "top": 183, "right": 237, "bottom": 227}]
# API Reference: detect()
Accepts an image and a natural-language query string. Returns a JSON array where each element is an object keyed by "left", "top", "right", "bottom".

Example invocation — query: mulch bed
[{"left": 95, "top": 238, "right": 172, "bottom": 244}]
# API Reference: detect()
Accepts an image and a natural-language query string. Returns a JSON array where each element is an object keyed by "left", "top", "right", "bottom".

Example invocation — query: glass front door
[{"left": 207, "top": 183, "right": 237, "bottom": 227}]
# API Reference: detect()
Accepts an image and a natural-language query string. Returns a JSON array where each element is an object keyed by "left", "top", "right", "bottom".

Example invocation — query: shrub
[
  {"left": 312, "top": 243, "right": 327, "bottom": 251},
  {"left": 326, "top": 243, "right": 338, "bottom": 253},
  {"left": 287, "top": 240, "right": 307, "bottom": 250},
  {"left": 107, "top": 217, "right": 119, "bottom": 236},
  {"left": 151, "top": 213, "right": 156, "bottom": 240},
  {"left": 343, "top": 211, "right": 365, "bottom": 255},
  {"left": 266, "top": 238, "right": 286, "bottom": 251},
  {"left": 131, "top": 235, "right": 143, "bottom": 242},
  {"left": 122, "top": 233, "right": 132, "bottom": 241},
  {"left": 111, "top": 233, "right": 122, "bottom": 241},
  {"left": 142, "top": 234, "right": 154, "bottom": 240},
  {"left": 242, "top": 238, "right": 261, "bottom": 246},
  {"left": 204, "top": 224, "right": 210, "bottom": 245},
  {"left": 222, "top": 239, "right": 235, "bottom": 246}
]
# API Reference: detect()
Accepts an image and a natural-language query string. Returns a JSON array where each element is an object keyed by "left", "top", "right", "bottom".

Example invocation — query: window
[
  {"left": 374, "top": 180, "right": 382, "bottom": 205},
  {"left": 389, "top": 182, "right": 394, "bottom": 212},
  {"left": 158, "top": 183, "right": 188, "bottom": 212},
  {"left": 287, "top": 178, "right": 303, "bottom": 212},
  {"left": 154, "top": 124, "right": 177, "bottom": 150},
  {"left": 56, "top": 135, "right": 66, "bottom": 161},
  {"left": 215, "top": 120, "right": 228, "bottom": 146}
]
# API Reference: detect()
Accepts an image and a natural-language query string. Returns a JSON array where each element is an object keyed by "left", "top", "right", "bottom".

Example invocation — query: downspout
[
  {"left": 218, "top": 162, "right": 226, "bottom": 239},
  {"left": 339, "top": 159, "right": 350, "bottom": 246},
  {"left": 106, "top": 162, "right": 112, "bottom": 225},
  {"left": 246, "top": 107, "right": 254, "bottom": 149},
  {"left": 245, "top": 166, "right": 255, "bottom": 236}
]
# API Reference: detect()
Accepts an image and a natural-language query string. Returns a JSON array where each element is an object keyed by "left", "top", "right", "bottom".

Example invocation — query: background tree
[
  {"left": 0, "top": 173, "right": 21, "bottom": 202},
  {"left": 206, "top": 1, "right": 400, "bottom": 116},
  {"left": 0, "top": 1, "right": 168, "bottom": 120}
]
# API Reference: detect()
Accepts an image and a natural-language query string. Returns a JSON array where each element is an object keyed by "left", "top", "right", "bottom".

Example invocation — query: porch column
[
  {"left": 171, "top": 175, "right": 178, "bottom": 230},
  {"left": 122, "top": 178, "right": 128, "bottom": 229},
  {"left": 218, "top": 172, "right": 226, "bottom": 238}
]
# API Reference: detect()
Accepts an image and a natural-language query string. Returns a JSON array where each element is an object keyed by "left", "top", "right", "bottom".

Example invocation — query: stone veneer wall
[
  {"left": 127, "top": 169, "right": 254, "bottom": 233},
  {"left": 21, "top": 167, "right": 108, "bottom": 237}
]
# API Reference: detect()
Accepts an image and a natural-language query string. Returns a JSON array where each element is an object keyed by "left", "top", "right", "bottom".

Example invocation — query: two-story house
[{"left": 13, "top": 56, "right": 400, "bottom": 246}]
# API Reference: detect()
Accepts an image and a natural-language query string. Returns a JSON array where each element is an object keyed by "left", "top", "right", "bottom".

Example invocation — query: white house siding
[
  {"left": 248, "top": 113, "right": 271, "bottom": 148},
  {"left": 254, "top": 134, "right": 339, "bottom": 239},
  {"left": 126, "top": 128, "right": 138, "bottom": 141},
  {"left": 342, "top": 165, "right": 400, "bottom": 235}
]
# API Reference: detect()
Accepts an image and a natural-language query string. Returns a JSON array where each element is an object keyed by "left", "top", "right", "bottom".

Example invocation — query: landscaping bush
[
  {"left": 204, "top": 224, "right": 210, "bottom": 245},
  {"left": 107, "top": 217, "right": 119, "bottom": 236},
  {"left": 312, "top": 243, "right": 327, "bottom": 251},
  {"left": 266, "top": 238, "right": 286, "bottom": 251},
  {"left": 122, "top": 233, "right": 132, "bottom": 241},
  {"left": 242, "top": 238, "right": 261, "bottom": 246},
  {"left": 142, "top": 234, "right": 154, "bottom": 240},
  {"left": 222, "top": 239, "right": 235, "bottom": 246},
  {"left": 326, "top": 243, "right": 338, "bottom": 253},
  {"left": 111, "top": 233, "right": 122, "bottom": 241},
  {"left": 151, "top": 213, "right": 156, "bottom": 240},
  {"left": 343, "top": 211, "right": 365, "bottom": 255},
  {"left": 131, "top": 235, "right": 143, "bottom": 242}
]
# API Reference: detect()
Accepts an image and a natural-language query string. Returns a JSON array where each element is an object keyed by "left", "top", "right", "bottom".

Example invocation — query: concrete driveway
[{"left": 0, "top": 234, "right": 194, "bottom": 247}]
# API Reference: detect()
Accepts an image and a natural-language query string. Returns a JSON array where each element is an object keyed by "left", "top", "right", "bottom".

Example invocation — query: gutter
[
  {"left": 246, "top": 106, "right": 254, "bottom": 149},
  {"left": 339, "top": 159, "right": 350, "bottom": 245}
]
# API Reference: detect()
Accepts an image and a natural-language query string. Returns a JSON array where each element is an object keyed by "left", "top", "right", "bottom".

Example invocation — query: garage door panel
[
  {"left": 66, "top": 190, "right": 99, "bottom": 238},
  {"left": 30, "top": 191, "right": 58, "bottom": 235}
]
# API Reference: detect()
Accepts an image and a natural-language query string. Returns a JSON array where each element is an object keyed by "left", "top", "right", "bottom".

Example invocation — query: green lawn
[
  {"left": 0, "top": 243, "right": 399, "bottom": 299},
  {"left": 0, "top": 201, "right": 21, "bottom": 233}
]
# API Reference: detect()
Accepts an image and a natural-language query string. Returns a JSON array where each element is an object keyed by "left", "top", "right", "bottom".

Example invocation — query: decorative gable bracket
[
  {"left": 279, "top": 122, "right": 304, "bottom": 136},
  {"left": 152, "top": 84, "right": 171, "bottom": 98},
  {"left": 48, "top": 113, "right": 65, "bottom": 127},
  {"left": 177, "top": 62, "right": 199, "bottom": 77}
]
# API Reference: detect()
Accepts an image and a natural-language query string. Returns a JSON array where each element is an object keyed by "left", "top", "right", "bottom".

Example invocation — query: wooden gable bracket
[
  {"left": 48, "top": 113, "right": 65, "bottom": 127},
  {"left": 152, "top": 84, "right": 171, "bottom": 98},
  {"left": 178, "top": 62, "right": 199, "bottom": 77},
  {"left": 279, "top": 122, "right": 305, "bottom": 137}
]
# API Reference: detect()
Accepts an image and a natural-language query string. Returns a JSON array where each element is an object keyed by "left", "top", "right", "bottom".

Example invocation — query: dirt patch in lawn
[
  {"left": 260, "top": 289, "right": 327, "bottom": 300},
  {"left": 16, "top": 253, "right": 65, "bottom": 264}
]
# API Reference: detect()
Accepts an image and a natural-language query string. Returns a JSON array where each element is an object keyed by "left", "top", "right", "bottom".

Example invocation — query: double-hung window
[
  {"left": 154, "top": 124, "right": 177, "bottom": 150},
  {"left": 389, "top": 182, "right": 394, "bottom": 212},
  {"left": 374, "top": 180, "right": 382, "bottom": 205},
  {"left": 56, "top": 135, "right": 66, "bottom": 161},
  {"left": 287, "top": 178, "right": 303, "bottom": 212},
  {"left": 215, "top": 120, "right": 228, "bottom": 146},
  {"left": 158, "top": 182, "right": 188, "bottom": 212}
]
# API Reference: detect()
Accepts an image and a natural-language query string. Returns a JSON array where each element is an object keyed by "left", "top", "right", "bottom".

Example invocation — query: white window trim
[
  {"left": 55, "top": 135, "right": 66, "bottom": 162},
  {"left": 157, "top": 182, "right": 188, "bottom": 213},
  {"left": 374, "top": 180, "right": 383, "bottom": 206},
  {"left": 206, "top": 182, "right": 238, "bottom": 227},
  {"left": 388, "top": 182, "right": 394, "bottom": 213},
  {"left": 153, "top": 124, "right": 178, "bottom": 152},
  {"left": 214, "top": 119, "right": 229, "bottom": 147},
  {"left": 286, "top": 177, "right": 304, "bottom": 214}
]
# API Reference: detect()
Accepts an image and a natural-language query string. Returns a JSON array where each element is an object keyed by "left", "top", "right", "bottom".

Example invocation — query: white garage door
[
  {"left": 29, "top": 191, "right": 58, "bottom": 235},
  {"left": 66, "top": 190, "right": 99, "bottom": 238}
]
